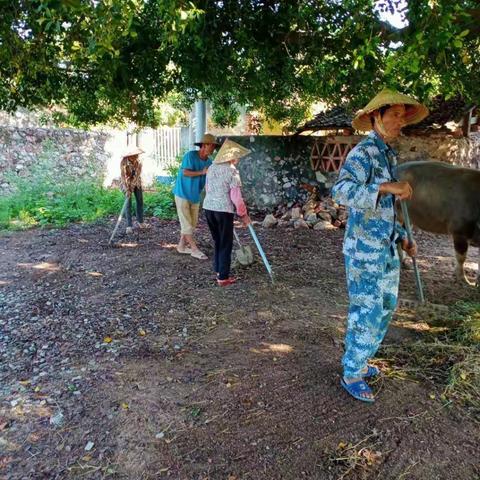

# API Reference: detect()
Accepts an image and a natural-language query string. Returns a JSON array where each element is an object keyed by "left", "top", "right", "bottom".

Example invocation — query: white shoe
[{"left": 190, "top": 250, "right": 208, "bottom": 260}]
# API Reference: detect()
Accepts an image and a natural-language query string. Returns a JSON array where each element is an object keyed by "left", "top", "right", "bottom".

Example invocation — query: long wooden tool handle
[
  {"left": 390, "top": 153, "right": 425, "bottom": 304},
  {"left": 108, "top": 197, "right": 129, "bottom": 245},
  {"left": 233, "top": 228, "right": 242, "bottom": 247},
  {"left": 247, "top": 224, "right": 275, "bottom": 284},
  {"left": 399, "top": 199, "right": 425, "bottom": 303}
]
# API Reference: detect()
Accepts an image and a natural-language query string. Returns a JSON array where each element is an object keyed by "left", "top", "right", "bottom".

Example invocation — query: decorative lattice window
[{"left": 310, "top": 136, "right": 362, "bottom": 173}]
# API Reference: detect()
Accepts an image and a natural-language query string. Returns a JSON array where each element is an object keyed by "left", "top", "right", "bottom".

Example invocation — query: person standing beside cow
[
  {"left": 173, "top": 133, "right": 219, "bottom": 260},
  {"left": 332, "top": 89, "right": 429, "bottom": 403}
]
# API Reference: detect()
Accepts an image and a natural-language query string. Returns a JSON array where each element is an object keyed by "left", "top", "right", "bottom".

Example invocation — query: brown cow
[{"left": 396, "top": 161, "right": 480, "bottom": 286}]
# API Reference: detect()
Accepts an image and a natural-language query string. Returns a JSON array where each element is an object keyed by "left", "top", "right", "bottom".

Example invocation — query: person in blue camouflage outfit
[{"left": 332, "top": 89, "right": 429, "bottom": 403}]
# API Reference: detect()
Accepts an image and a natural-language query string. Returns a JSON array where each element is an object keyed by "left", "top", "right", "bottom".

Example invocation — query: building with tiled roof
[
  {"left": 295, "top": 97, "right": 478, "bottom": 174},
  {"left": 297, "top": 96, "right": 477, "bottom": 136}
]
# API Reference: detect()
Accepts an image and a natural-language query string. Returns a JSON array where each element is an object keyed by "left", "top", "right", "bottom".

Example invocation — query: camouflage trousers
[{"left": 342, "top": 253, "right": 400, "bottom": 378}]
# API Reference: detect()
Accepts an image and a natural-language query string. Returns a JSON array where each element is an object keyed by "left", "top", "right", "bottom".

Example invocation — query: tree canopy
[{"left": 1, "top": 0, "right": 478, "bottom": 127}]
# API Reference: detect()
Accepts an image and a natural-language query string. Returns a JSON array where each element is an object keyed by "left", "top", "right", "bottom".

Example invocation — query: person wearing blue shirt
[
  {"left": 173, "top": 133, "right": 219, "bottom": 260},
  {"left": 332, "top": 89, "right": 428, "bottom": 403}
]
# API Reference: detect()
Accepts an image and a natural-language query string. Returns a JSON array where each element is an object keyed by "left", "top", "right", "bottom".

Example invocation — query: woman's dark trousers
[
  {"left": 125, "top": 187, "right": 144, "bottom": 227},
  {"left": 205, "top": 210, "right": 234, "bottom": 280}
]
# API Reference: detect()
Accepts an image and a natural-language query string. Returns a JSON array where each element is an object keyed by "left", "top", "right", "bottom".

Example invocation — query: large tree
[{"left": 0, "top": 0, "right": 478, "bottom": 127}]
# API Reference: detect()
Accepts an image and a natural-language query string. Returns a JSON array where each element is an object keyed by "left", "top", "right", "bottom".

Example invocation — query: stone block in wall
[
  {"left": 393, "top": 134, "right": 479, "bottom": 168},
  {"left": 0, "top": 126, "right": 112, "bottom": 192},
  {"left": 219, "top": 135, "right": 318, "bottom": 211}
]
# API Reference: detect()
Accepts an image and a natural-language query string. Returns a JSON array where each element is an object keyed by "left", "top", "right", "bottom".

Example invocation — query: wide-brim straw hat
[
  {"left": 352, "top": 88, "right": 429, "bottom": 131},
  {"left": 194, "top": 133, "right": 220, "bottom": 147},
  {"left": 122, "top": 145, "right": 144, "bottom": 158},
  {"left": 214, "top": 139, "right": 251, "bottom": 164}
]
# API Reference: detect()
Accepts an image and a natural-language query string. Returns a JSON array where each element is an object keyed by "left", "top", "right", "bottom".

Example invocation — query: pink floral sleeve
[{"left": 229, "top": 187, "right": 247, "bottom": 217}]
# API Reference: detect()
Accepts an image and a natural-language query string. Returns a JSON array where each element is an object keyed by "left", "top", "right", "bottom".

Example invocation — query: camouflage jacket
[{"left": 332, "top": 131, "right": 406, "bottom": 261}]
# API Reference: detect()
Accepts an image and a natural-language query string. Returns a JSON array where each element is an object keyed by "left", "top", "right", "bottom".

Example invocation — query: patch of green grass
[
  {"left": 450, "top": 301, "right": 480, "bottom": 345},
  {"left": 166, "top": 157, "right": 181, "bottom": 181},
  {"left": 382, "top": 301, "right": 480, "bottom": 418},
  {"left": 0, "top": 146, "right": 177, "bottom": 230},
  {"left": 1, "top": 182, "right": 177, "bottom": 230},
  {"left": 144, "top": 184, "right": 177, "bottom": 220},
  {"left": 444, "top": 302, "right": 480, "bottom": 413}
]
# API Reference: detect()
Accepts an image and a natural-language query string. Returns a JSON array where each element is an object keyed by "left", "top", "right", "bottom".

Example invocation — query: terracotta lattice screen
[{"left": 310, "top": 136, "right": 363, "bottom": 173}]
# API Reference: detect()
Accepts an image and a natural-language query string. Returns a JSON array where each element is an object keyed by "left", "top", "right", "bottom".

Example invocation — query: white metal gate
[{"left": 154, "top": 127, "right": 183, "bottom": 169}]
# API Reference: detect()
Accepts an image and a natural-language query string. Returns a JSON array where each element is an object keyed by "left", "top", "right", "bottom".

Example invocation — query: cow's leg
[
  {"left": 453, "top": 235, "right": 473, "bottom": 285},
  {"left": 477, "top": 246, "right": 480, "bottom": 287},
  {"left": 475, "top": 222, "right": 480, "bottom": 287}
]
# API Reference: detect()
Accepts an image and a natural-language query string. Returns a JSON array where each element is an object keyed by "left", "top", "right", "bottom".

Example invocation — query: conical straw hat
[
  {"left": 121, "top": 145, "right": 144, "bottom": 158},
  {"left": 352, "top": 88, "right": 429, "bottom": 131},
  {"left": 214, "top": 139, "right": 251, "bottom": 164},
  {"left": 194, "top": 133, "right": 220, "bottom": 147}
]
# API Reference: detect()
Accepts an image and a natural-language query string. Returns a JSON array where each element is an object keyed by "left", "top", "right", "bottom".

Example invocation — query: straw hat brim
[
  {"left": 194, "top": 141, "right": 221, "bottom": 147},
  {"left": 194, "top": 133, "right": 220, "bottom": 147},
  {"left": 214, "top": 139, "right": 251, "bottom": 164},
  {"left": 352, "top": 89, "right": 429, "bottom": 131},
  {"left": 122, "top": 146, "right": 144, "bottom": 158}
]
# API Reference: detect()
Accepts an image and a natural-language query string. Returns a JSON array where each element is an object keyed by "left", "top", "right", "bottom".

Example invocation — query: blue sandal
[
  {"left": 362, "top": 365, "right": 380, "bottom": 378},
  {"left": 341, "top": 378, "right": 375, "bottom": 403}
]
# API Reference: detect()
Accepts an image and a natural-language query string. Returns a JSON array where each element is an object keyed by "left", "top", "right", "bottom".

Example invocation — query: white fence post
[{"left": 150, "top": 127, "right": 179, "bottom": 169}]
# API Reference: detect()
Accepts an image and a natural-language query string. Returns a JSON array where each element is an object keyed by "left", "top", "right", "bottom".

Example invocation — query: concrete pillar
[
  {"left": 195, "top": 99, "right": 206, "bottom": 144},
  {"left": 188, "top": 109, "right": 196, "bottom": 149}
]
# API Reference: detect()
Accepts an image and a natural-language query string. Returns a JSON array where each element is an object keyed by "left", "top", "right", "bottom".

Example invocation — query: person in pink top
[{"left": 203, "top": 139, "right": 251, "bottom": 286}]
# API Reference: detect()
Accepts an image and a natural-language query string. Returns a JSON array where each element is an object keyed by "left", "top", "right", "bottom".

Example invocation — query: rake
[
  {"left": 391, "top": 154, "right": 448, "bottom": 314},
  {"left": 108, "top": 196, "right": 129, "bottom": 246},
  {"left": 233, "top": 228, "right": 254, "bottom": 266},
  {"left": 247, "top": 224, "right": 275, "bottom": 284}
]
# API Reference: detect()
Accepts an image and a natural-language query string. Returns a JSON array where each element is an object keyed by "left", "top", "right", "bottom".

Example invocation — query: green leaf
[{"left": 0, "top": 0, "right": 478, "bottom": 127}]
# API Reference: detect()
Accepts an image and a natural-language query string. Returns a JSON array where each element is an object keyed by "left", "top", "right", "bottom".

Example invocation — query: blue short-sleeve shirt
[{"left": 173, "top": 150, "right": 213, "bottom": 203}]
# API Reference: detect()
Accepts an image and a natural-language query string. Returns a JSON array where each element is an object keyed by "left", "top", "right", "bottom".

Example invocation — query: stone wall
[
  {"left": 394, "top": 132, "right": 480, "bottom": 168},
  {"left": 2, "top": 123, "right": 479, "bottom": 212},
  {"left": 228, "top": 132, "right": 480, "bottom": 211},
  {"left": 0, "top": 127, "right": 113, "bottom": 194},
  {"left": 0, "top": 108, "right": 57, "bottom": 128},
  {"left": 221, "top": 135, "right": 317, "bottom": 211},
  {"left": 0, "top": 128, "right": 319, "bottom": 211},
  {"left": 0, "top": 124, "right": 192, "bottom": 195}
]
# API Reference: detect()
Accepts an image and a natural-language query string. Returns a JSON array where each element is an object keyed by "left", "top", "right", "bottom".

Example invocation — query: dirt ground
[{"left": 1, "top": 216, "right": 479, "bottom": 480}]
